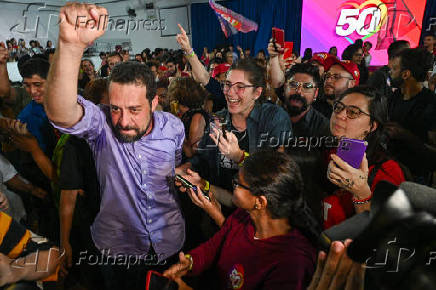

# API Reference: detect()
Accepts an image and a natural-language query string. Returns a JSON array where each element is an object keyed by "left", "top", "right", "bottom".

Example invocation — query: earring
[{"left": 254, "top": 205, "right": 259, "bottom": 209}]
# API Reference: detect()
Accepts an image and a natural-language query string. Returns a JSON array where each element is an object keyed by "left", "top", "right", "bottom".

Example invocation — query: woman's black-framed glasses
[
  {"left": 232, "top": 178, "right": 251, "bottom": 191},
  {"left": 333, "top": 100, "right": 370, "bottom": 119}
]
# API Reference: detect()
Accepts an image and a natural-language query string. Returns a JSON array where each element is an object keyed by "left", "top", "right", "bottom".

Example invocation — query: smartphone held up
[{"left": 336, "top": 138, "right": 368, "bottom": 169}]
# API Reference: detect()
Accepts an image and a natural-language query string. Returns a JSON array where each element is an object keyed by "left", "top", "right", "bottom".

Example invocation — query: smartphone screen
[{"left": 221, "top": 123, "right": 227, "bottom": 139}]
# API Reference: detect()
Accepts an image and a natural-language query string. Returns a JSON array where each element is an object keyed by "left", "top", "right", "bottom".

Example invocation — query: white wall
[
  {"left": 0, "top": 0, "right": 192, "bottom": 54},
  {"left": 96, "top": 0, "right": 192, "bottom": 53}
]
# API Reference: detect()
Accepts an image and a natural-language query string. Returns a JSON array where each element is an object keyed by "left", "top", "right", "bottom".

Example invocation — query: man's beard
[
  {"left": 114, "top": 125, "right": 147, "bottom": 143},
  {"left": 113, "top": 116, "right": 152, "bottom": 143},
  {"left": 324, "top": 94, "right": 336, "bottom": 100},
  {"left": 390, "top": 76, "right": 404, "bottom": 89},
  {"left": 285, "top": 94, "right": 308, "bottom": 117}
]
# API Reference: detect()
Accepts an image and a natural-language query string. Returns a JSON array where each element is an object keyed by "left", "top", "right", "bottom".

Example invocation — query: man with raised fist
[{"left": 45, "top": 4, "right": 185, "bottom": 289}]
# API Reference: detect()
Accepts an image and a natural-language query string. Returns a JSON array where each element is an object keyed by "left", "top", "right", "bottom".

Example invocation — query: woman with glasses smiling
[
  {"left": 165, "top": 150, "right": 318, "bottom": 290},
  {"left": 323, "top": 86, "right": 406, "bottom": 229},
  {"left": 179, "top": 58, "right": 291, "bottom": 213}
]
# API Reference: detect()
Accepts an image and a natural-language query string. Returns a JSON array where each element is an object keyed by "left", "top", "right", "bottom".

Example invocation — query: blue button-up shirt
[{"left": 51, "top": 96, "right": 185, "bottom": 259}]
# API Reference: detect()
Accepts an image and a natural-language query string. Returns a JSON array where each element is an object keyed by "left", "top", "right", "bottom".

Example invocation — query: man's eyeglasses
[
  {"left": 333, "top": 100, "right": 370, "bottom": 119},
  {"left": 232, "top": 178, "right": 251, "bottom": 191},
  {"left": 221, "top": 81, "right": 255, "bottom": 94},
  {"left": 324, "top": 73, "right": 354, "bottom": 82},
  {"left": 286, "top": 80, "right": 316, "bottom": 93}
]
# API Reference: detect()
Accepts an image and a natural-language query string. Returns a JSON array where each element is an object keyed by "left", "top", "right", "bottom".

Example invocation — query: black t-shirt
[
  {"left": 218, "top": 125, "right": 250, "bottom": 191},
  {"left": 78, "top": 74, "right": 91, "bottom": 90},
  {"left": 313, "top": 99, "right": 333, "bottom": 120},
  {"left": 388, "top": 88, "right": 436, "bottom": 143},
  {"left": 293, "top": 107, "right": 330, "bottom": 138},
  {"left": 59, "top": 136, "right": 100, "bottom": 226},
  {"left": 100, "top": 64, "right": 109, "bottom": 77}
]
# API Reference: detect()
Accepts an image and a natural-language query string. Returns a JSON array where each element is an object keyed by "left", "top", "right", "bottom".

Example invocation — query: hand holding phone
[
  {"left": 175, "top": 174, "right": 196, "bottom": 190},
  {"left": 209, "top": 117, "right": 227, "bottom": 141},
  {"left": 272, "top": 27, "right": 285, "bottom": 52},
  {"left": 175, "top": 174, "right": 210, "bottom": 201},
  {"left": 336, "top": 138, "right": 367, "bottom": 169}
]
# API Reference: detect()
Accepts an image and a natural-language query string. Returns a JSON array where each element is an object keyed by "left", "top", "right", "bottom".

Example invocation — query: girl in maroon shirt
[{"left": 165, "top": 150, "right": 320, "bottom": 289}]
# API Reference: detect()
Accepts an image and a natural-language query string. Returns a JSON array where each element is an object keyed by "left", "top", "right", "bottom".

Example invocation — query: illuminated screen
[{"left": 301, "top": 0, "right": 427, "bottom": 66}]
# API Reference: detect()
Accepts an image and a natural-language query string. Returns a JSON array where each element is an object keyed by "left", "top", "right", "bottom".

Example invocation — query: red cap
[
  {"left": 310, "top": 53, "right": 338, "bottom": 70},
  {"left": 310, "top": 52, "right": 329, "bottom": 67},
  {"left": 326, "top": 59, "right": 360, "bottom": 85},
  {"left": 158, "top": 65, "right": 167, "bottom": 71},
  {"left": 212, "top": 63, "right": 231, "bottom": 78}
]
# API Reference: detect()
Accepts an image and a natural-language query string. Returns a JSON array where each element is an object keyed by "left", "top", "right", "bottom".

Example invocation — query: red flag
[{"left": 209, "top": 0, "right": 258, "bottom": 38}]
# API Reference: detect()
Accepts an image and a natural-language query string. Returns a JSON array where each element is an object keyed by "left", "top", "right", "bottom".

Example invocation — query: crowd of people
[
  {"left": 2, "top": 37, "right": 55, "bottom": 62},
  {"left": 0, "top": 2, "right": 436, "bottom": 290}
]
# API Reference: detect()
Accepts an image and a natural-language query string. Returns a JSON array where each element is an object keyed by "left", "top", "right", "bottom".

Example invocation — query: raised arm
[
  {"left": 176, "top": 24, "right": 210, "bottom": 86},
  {"left": 267, "top": 40, "right": 285, "bottom": 89},
  {"left": 45, "top": 3, "right": 107, "bottom": 127}
]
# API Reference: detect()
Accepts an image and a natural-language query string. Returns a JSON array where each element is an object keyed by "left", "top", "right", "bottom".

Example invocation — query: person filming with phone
[
  {"left": 165, "top": 150, "right": 319, "bottom": 290},
  {"left": 323, "top": 86, "right": 406, "bottom": 229}
]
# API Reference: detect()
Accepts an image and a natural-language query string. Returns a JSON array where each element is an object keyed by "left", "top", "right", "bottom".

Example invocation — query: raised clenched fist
[{"left": 58, "top": 3, "right": 108, "bottom": 49}]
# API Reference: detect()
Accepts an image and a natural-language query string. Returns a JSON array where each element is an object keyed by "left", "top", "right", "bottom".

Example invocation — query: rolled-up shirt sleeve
[{"left": 50, "top": 96, "right": 106, "bottom": 142}]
